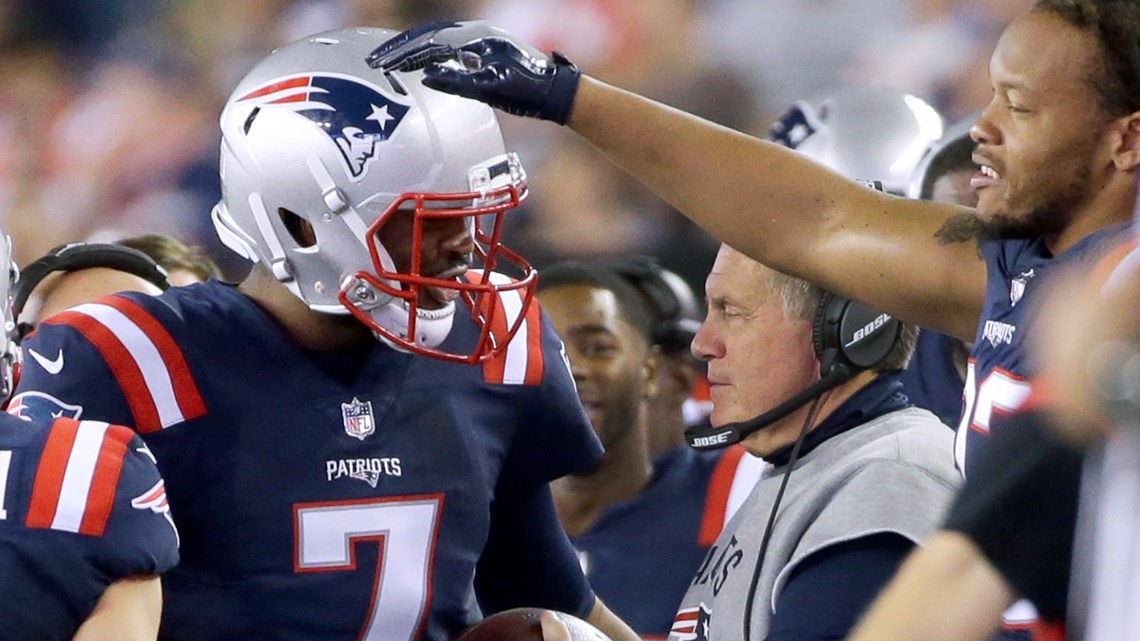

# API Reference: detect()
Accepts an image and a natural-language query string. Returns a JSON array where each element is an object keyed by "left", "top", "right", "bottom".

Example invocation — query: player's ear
[
  {"left": 1111, "top": 110, "right": 1140, "bottom": 171},
  {"left": 642, "top": 345, "right": 661, "bottom": 400}
]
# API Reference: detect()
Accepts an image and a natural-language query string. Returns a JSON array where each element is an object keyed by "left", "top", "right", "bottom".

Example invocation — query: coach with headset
[{"left": 668, "top": 87, "right": 960, "bottom": 641}]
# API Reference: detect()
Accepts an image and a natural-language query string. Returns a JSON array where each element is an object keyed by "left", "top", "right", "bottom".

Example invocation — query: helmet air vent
[{"left": 278, "top": 208, "right": 317, "bottom": 249}]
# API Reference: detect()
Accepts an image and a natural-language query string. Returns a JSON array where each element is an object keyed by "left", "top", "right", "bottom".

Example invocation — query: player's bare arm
[
  {"left": 368, "top": 22, "right": 987, "bottom": 341},
  {"left": 71, "top": 575, "right": 163, "bottom": 641},
  {"left": 568, "top": 76, "right": 985, "bottom": 339}
]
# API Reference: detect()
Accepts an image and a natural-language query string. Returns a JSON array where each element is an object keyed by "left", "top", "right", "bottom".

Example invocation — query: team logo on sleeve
[
  {"left": 340, "top": 397, "right": 376, "bottom": 440},
  {"left": 670, "top": 604, "right": 712, "bottom": 641},
  {"left": 236, "top": 74, "right": 410, "bottom": 180},
  {"left": 132, "top": 479, "right": 180, "bottom": 544},
  {"left": 7, "top": 392, "right": 83, "bottom": 422}
]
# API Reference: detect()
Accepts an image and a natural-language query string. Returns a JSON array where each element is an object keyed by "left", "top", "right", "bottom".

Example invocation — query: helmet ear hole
[{"left": 278, "top": 208, "right": 316, "bottom": 248}]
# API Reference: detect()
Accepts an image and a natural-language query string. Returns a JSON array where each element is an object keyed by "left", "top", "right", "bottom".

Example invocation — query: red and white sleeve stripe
[
  {"left": 46, "top": 296, "right": 206, "bottom": 432},
  {"left": 26, "top": 419, "right": 135, "bottom": 536}
]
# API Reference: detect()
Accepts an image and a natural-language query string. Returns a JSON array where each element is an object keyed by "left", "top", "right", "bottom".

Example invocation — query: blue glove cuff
[{"left": 544, "top": 51, "right": 581, "bottom": 125}]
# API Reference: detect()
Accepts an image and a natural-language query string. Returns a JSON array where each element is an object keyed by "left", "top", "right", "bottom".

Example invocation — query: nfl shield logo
[{"left": 341, "top": 397, "right": 375, "bottom": 440}]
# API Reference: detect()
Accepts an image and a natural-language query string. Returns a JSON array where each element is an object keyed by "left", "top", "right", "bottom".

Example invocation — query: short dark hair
[
  {"left": 598, "top": 255, "right": 702, "bottom": 355},
  {"left": 1035, "top": 0, "right": 1140, "bottom": 117},
  {"left": 537, "top": 261, "right": 655, "bottom": 342},
  {"left": 117, "top": 234, "right": 222, "bottom": 282}
]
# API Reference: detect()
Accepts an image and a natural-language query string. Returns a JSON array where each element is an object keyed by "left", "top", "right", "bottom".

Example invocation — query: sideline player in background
[
  {"left": 14, "top": 233, "right": 220, "bottom": 330},
  {"left": 600, "top": 255, "right": 706, "bottom": 458},
  {"left": 115, "top": 234, "right": 222, "bottom": 286},
  {"left": 0, "top": 229, "right": 180, "bottom": 639},
  {"left": 601, "top": 254, "right": 767, "bottom": 537},
  {"left": 14, "top": 241, "right": 170, "bottom": 328},
  {"left": 11, "top": 28, "right": 638, "bottom": 641},
  {"left": 538, "top": 261, "right": 722, "bottom": 638}
]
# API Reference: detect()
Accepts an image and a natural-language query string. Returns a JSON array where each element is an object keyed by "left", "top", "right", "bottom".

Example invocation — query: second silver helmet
[{"left": 768, "top": 85, "right": 945, "bottom": 194}]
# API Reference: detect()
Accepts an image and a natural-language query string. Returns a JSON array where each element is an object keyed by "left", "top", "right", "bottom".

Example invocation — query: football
[{"left": 457, "top": 608, "right": 612, "bottom": 641}]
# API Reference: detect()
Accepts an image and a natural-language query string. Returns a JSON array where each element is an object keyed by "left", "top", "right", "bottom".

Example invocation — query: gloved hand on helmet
[{"left": 366, "top": 20, "right": 581, "bottom": 125}]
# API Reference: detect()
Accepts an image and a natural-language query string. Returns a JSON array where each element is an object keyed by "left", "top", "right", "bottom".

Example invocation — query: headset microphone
[{"left": 684, "top": 362, "right": 858, "bottom": 451}]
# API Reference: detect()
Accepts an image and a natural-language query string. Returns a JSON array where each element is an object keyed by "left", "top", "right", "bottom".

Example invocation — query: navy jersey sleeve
[
  {"left": 94, "top": 430, "right": 180, "bottom": 577},
  {"left": 943, "top": 409, "right": 1080, "bottom": 622},
  {"left": 474, "top": 482, "right": 596, "bottom": 618},
  {"left": 0, "top": 418, "right": 178, "bottom": 639},
  {"left": 496, "top": 308, "right": 603, "bottom": 490},
  {"left": 766, "top": 533, "right": 913, "bottom": 641},
  {"left": 11, "top": 293, "right": 207, "bottom": 434},
  {"left": 12, "top": 319, "right": 135, "bottom": 427}
]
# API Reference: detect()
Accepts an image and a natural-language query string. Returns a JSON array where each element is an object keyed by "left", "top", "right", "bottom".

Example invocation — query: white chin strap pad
[{"left": 370, "top": 300, "right": 456, "bottom": 350}]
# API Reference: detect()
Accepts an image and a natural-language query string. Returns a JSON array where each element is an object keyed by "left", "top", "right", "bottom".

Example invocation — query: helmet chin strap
[
  {"left": 365, "top": 296, "right": 457, "bottom": 351},
  {"left": 341, "top": 274, "right": 458, "bottom": 350}
]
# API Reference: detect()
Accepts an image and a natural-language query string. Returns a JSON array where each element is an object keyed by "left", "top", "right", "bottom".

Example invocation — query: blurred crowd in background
[{"left": 0, "top": 0, "right": 1033, "bottom": 290}]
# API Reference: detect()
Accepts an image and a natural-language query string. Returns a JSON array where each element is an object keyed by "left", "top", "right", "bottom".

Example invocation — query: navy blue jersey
[
  {"left": 11, "top": 280, "right": 603, "bottom": 641},
  {"left": 0, "top": 414, "right": 179, "bottom": 640},
  {"left": 572, "top": 446, "right": 723, "bottom": 639},
  {"left": 958, "top": 224, "right": 1131, "bottom": 475},
  {"left": 898, "top": 329, "right": 965, "bottom": 428}
]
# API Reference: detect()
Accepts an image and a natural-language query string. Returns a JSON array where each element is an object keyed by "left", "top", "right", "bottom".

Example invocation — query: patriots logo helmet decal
[
  {"left": 767, "top": 100, "right": 821, "bottom": 150},
  {"left": 236, "top": 74, "right": 410, "bottom": 180}
]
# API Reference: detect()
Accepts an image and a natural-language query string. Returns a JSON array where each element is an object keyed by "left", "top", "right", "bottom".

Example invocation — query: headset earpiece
[
  {"left": 602, "top": 256, "right": 701, "bottom": 353},
  {"left": 12, "top": 243, "right": 171, "bottom": 338},
  {"left": 812, "top": 292, "right": 902, "bottom": 378}
]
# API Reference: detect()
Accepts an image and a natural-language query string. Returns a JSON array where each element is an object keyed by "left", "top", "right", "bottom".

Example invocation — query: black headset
[
  {"left": 13, "top": 242, "right": 171, "bottom": 341},
  {"left": 684, "top": 290, "right": 901, "bottom": 450},
  {"left": 601, "top": 256, "right": 702, "bottom": 353}
]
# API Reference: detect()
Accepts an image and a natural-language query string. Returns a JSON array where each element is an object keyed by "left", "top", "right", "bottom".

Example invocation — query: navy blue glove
[{"left": 366, "top": 20, "right": 581, "bottom": 125}]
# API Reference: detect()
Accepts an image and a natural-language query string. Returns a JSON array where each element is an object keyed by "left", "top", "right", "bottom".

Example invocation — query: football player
[
  {"left": 0, "top": 230, "right": 179, "bottom": 640},
  {"left": 597, "top": 255, "right": 706, "bottom": 457},
  {"left": 369, "top": 6, "right": 1140, "bottom": 636},
  {"left": 11, "top": 28, "right": 637, "bottom": 641},
  {"left": 537, "top": 261, "right": 724, "bottom": 637}
]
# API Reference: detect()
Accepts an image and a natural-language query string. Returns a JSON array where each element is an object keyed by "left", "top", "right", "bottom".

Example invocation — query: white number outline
[
  {"left": 954, "top": 359, "right": 1033, "bottom": 474},
  {"left": 293, "top": 493, "right": 444, "bottom": 641},
  {"left": 0, "top": 450, "right": 10, "bottom": 520}
]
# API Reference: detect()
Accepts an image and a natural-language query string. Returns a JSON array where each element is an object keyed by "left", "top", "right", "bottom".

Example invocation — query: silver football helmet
[
  {"left": 768, "top": 85, "right": 945, "bottom": 194},
  {"left": 907, "top": 112, "right": 979, "bottom": 200},
  {"left": 0, "top": 232, "right": 17, "bottom": 403},
  {"left": 213, "top": 27, "right": 536, "bottom": 363}
]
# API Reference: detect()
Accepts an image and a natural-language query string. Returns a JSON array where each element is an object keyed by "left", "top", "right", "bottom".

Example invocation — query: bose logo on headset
[
  {"left": 845, "top": 312, "right": 892, "bottom": 349},
  {"left": 691, "top": 432, "right": 732, "bottom": 448}
]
